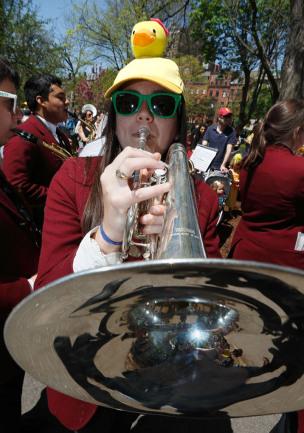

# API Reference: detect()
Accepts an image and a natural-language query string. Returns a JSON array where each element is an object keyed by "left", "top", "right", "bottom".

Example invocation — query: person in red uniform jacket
[
  {"left": 33, "top": 57, "right": 232, "bottom": 433},
  {"left": 0, "top": 59, "right": 40, "bottom": 433},
  {"left": 230, "top": 99, "right": 304, "bottom": 433},
  {"left": 3, "top": 74, "right": 71, "bottom": 230}
]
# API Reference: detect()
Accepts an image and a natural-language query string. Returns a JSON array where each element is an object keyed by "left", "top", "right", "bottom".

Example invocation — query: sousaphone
[{"left": 4, "top": 143, "right": 304, "bottom": 418}]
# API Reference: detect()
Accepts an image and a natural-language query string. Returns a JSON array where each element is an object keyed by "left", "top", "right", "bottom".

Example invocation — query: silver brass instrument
[
  {"left": 154, "top": 142, "right": 206, "bottom": 260},
  {"left": 138, "top": 126, "right": 149, "bottom": 149},
  {"left": 4, "top": 139, "right": 304, "bottom": 417},
  {"left": 123, "top": 130, "right": 206, "bottom": 261},
  {"left": 122, "top": 126, "right": 158, "bottom": 259}
]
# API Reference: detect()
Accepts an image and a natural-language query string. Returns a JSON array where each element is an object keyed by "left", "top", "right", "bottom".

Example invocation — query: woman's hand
[
  {"left": 139, "top": 203, "right": 166, "bottom": 236},
  {"left": 96, "top": 147, "right": 170, "bottom": 253}
]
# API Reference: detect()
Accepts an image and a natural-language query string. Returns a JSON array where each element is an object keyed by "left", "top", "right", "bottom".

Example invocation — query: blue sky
[{"left": 32, "top": 0, "right": 76, "bottom": 37}]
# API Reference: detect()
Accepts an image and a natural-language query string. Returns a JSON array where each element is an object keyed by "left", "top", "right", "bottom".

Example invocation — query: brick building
[{"left": 186, "top": 63, "right": 243, "bottom": 119}]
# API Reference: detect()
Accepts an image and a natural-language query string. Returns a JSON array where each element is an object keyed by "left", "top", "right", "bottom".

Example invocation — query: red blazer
[
  {"left": 35, "top": 156, "right": 221, "bottom": 430},
  {"left": 231, "top": 146, "right": 304, "bottom": 433},
  {"left": 0, "top": 170, "right": 40, "bottom": 381},
  {"left": 231, "top": 146, "right": 304, "bottom": 269},
  {"left": 3, "top": 115, "right": 71, "bottom": 228}
]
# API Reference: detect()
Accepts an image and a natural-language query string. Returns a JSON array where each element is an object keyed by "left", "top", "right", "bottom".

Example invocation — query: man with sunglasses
[
  {"left": 2, "top": 74, "right": 71, "bottom": 230},
  {"left": 0, "top": 58, "right": 41, "bottom": 433},
  {"left": 30, "top": 55, "right": 234, "bottom": 433}
]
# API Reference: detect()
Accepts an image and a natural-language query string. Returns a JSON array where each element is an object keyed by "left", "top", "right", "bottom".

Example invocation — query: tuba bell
[{"left": 4, "top": 140, "right": 304, "bottom": 418}]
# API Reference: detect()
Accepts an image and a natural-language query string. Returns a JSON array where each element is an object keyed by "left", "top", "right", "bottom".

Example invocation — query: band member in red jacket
[
  {"left": 32, "top": 56, "right": 231, "bottom": 433},
  {"left": 3, "top": 74, "right": 71, "bottom": 230},
  {"left": 230, "top": 99, "right": 304, "bottom": 269},
  {"left": 0, "top": 58, "right": 40, "bottom": 433},
  {"left": 230, "top": 99, "right": 304, "bottom": 433}
]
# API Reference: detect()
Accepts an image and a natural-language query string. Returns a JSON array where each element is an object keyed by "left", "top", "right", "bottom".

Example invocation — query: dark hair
[
  {"left": 81, "top": 111, "right": 93, "bottom": 119},
  {"left": 82, "top": 97, "right": 187, "bottom": 233},
  {"left": 0, "top": 58, "right": 19, "bottom": 88},
  {"left": 243, "top": 99, "right": 304, "bottom": 169},
  {"left": 24, "top": 74, "right": 62, "bottom": 112}
]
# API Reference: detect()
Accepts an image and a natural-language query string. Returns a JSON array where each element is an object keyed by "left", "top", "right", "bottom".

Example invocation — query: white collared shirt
[{"left": 36, "top": 115, "right": 59, "bottom": 143}]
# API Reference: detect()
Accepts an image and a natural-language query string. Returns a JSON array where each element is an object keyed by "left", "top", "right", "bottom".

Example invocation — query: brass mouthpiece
[{"left": 138, "top": 127, "right": 150, "bottom": 150}]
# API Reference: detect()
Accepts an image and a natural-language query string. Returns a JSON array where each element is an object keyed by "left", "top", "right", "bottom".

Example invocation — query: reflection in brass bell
[{"left": 4, "top": 259, "right": 304, "bottom": 417}]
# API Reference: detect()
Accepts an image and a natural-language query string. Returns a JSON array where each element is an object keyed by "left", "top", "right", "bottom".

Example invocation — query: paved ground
[{"left": 219, "top": 210, "right": 242, "bottom": 258}]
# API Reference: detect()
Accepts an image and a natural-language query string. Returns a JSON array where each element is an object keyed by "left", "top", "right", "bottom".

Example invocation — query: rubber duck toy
[{"left": 131, "top": 18, "right": 169, "bottom": 58}]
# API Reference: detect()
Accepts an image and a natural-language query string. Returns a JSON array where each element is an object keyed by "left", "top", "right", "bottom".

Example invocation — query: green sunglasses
[{"left": 112, "top": 90, "right": 182, "bottom": 118}]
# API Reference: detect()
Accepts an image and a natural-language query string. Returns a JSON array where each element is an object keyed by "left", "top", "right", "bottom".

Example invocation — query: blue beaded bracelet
[{"left": 99, "top": 225, "right": 122, "bottom": 246}]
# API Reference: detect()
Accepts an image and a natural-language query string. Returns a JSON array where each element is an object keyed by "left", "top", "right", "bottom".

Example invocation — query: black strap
[
  {"left": 13, "top": 128, "right": 72, "bottom": 160},
  {"left": 0, "top": 170, "right": 41, "bottom": 247},
  {"left": 14, "top": 115, "right": 72, "bottom": 154}
]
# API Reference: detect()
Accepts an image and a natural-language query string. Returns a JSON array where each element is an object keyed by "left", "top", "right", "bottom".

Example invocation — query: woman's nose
[{"left": 136, "top": 101, "right": 153, "bottom": 123}]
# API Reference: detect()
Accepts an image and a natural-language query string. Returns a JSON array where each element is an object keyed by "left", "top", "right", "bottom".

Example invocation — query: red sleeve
[
  {"left": 35, "top": 159, "right": 83, "bottom": 289},
  {"left": 0, "top": 278, "right": 31, "bottom": 312},
  {"left": 195, "top": 179, "right": 221, "bottom": 258},
  {"left": 3, "top": 136, "right": 48, "bottom": 205}
]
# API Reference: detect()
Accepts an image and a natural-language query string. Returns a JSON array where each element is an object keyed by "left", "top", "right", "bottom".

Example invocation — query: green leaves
[
  {"left": 1, "top": 0, "right": 64, "bottom": 85},
  {"left": 190, "top": 0, "right": 289, "bottom": 122}
]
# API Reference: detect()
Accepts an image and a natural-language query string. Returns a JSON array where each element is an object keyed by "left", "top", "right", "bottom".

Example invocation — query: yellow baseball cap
[{"left": 105, "top": 57, "right": 184, "bottom": 98}]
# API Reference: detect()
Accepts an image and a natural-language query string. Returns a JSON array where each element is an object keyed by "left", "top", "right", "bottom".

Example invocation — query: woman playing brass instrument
[
  {"left": 32, "top": 55, "right": 226, "bottom": 432},
  {"left": 76, "top": 109, "right": 96, "bottom": 147}
]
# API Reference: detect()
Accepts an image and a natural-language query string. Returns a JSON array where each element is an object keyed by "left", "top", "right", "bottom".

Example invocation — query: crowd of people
[{"left": 1, "top": 23, "right": 304, "bottom": 433}]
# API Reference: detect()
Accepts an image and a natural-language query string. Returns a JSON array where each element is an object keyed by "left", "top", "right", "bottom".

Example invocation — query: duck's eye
[
  {"left": 133, "top": 30, "right": 135, "bottom": 34},
  {"left": 153, "top": 29, "right": 156, "bottom": 34}
]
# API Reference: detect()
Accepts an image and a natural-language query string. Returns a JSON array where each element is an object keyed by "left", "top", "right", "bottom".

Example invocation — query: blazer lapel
[
  {"left": 56, "top": 128, "right": 72, "bottom": 152},
  {"left": 30, "top": 116, "right": 58, "bottom": 144}
]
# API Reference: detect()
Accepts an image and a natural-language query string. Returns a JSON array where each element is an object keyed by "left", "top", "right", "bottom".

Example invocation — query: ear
[
  {"left": 36, "top": 95, "right": 47, "bottom": 108},
  {"left": 289, "top": 126, "right": 301, "bottom": 151}
]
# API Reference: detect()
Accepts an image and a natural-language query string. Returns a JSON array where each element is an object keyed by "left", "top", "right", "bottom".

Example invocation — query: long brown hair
[
  {"left": 82, "top": 97, "right": 187, "bottom": 233},
  {"left": 243, "top": 99, "right": 304, "bottom": 169}
]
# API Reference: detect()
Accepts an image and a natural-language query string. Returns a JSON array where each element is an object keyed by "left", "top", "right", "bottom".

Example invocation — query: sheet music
[
  {"left": 190, "top": 145, "right": 218, "bottom": 172},
  {"left": 78, "top": 137, "right": 105, "bottom": 157}
]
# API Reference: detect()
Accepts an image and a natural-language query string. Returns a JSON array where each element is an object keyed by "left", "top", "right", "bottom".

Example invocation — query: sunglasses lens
[
  {"left": 151, "top": 94, "right": 177, "bottom": 117},
  {"left": 115, "top": 92, "right": 139, "bottom": 115},
  {"left": 7, "top": 99, "right": 15, "bottom": 113},
  {"left": 2, "top": 97, "right": 16, "bottom": 114},
  {"left": 0, "top": 92, "right": 17, "bottom": 113}
]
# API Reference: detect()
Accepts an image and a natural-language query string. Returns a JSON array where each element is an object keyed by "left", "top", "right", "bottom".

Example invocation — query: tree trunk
[
  {"left": 279, "top": 0, "right": 304, "bottom": 99},
  {"left": 238, "top": 65, "right": 251, "bottom": 128},
  {"left": 247, "top": 65, "right": 266, "bottom": 120},
  {"left": 249, "top": 0, "right": 280, "bottom": 102}
]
